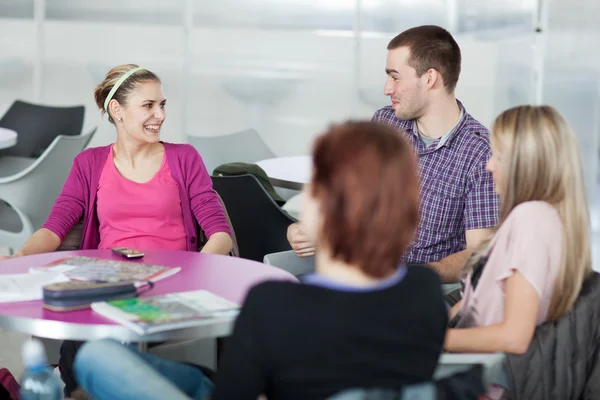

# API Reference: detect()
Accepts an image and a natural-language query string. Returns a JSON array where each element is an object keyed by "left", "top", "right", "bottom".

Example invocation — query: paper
[{"left": 0, "top": 272, "right": 70, "bottom": 303}]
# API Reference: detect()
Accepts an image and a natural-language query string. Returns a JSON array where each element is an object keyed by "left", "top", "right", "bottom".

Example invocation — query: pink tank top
[{"left": 96, "top": 146, "right": 188, "bottom": 251}]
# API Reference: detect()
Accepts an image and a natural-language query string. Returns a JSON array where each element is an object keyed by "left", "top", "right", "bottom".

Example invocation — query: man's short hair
[{"left": 387, "top": 25, "right": 461, "bottom": 93}]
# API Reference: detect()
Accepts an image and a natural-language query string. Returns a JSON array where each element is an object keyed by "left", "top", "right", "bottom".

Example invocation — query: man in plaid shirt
[{"left": 288, "top": 25, "right": 499, "bottom": 282}]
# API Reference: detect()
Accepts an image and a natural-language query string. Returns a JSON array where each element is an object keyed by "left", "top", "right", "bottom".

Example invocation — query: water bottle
[{"left": 19, "top": 339, "right": 62, "bottom": 400}]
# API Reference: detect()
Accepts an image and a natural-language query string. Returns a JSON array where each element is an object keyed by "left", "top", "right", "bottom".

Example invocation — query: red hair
[{"left": 311, "top": 121, "right": 419, "bottom": 278}]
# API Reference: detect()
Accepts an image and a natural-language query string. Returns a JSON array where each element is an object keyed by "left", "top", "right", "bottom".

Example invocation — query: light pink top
[
  {"left": 459, "top": 201, "right": 563, "bottom": 327},
  {"left": 96, "top": 146, "right": 187, "bottom": 251}
]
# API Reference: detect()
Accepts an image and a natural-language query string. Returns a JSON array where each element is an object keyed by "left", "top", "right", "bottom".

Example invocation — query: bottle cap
[{"left": 22, "top": 339, "right": 47, "bottom": 368}]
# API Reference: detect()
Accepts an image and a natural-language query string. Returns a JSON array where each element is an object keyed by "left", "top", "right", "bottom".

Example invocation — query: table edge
[{"left": 0, "top": 313, "right": 235, "bottom": 342}]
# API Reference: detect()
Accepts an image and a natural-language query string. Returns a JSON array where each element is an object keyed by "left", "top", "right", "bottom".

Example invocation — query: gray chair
[
  {"left": 263, "top": 250, "right": 315, "bottom": 277},
  {"left": 188, "top": 128, "right": 275, "bottom": 175},
  {"left": 0, "top": 129, "right": 96, "bottom": 252},
  {"left": 0, "top": 100, "right": 85, "bottom": 158}
]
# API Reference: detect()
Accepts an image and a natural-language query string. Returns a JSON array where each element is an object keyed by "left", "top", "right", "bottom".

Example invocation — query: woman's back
[{"left": 213, "top": 265, "right": 448, "bottom": 400}]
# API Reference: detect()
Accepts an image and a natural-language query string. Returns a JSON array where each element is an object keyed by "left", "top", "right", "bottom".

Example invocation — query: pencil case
[{"left": 42, "top": 280, "right": 140, "bottom": 312}]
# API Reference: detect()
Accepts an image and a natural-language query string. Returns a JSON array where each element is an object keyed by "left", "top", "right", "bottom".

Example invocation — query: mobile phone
[{"left": 111, "top": 248, "right": 145, "bottom": 259}]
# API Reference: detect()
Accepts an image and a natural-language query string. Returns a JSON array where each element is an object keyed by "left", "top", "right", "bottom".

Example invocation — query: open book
[
  {"left": 30, "top": 256, "right": 180, "bottom": 285},
  {"left": 91, "top": 290, "right": 240, "bottom": 335}
]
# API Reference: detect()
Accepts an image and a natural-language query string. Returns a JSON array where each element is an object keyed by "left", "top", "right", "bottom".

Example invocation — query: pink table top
[{"left": 0, "top": 250, "right": 297, "bottom": 342}]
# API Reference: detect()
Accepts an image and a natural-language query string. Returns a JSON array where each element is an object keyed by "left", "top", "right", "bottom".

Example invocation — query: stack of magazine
[
  {"left": 33, "top": 256, "right": 239, "bottom": 334},
  {"left": 91, "top": 290, "right": 240, "bottom": 335}
]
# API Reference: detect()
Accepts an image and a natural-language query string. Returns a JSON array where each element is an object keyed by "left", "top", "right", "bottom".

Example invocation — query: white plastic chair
[
  {"left": 188, "top": 128, "right": 275, "bottom": 175},
  {"left": 434, "top": 352, "right": 507, "bottom": 388},
  {"left": 263, "top": 249, "right": 315, "bottom": 277},
  {"left": 0, "top": 129, "right": 96, "bottom": 252}
]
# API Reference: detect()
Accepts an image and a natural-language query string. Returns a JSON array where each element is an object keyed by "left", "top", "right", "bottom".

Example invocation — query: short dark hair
[
  {"left": 387, "top": 25, "right": 461, "bottom": 93},
  {"left": 311, "top": 121, "right": 420, "bottom": 278}
]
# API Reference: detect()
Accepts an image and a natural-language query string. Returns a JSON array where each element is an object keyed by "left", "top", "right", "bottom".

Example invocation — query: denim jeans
[{"left": 74, "top": 339, "right": 214, "bottom": 400}]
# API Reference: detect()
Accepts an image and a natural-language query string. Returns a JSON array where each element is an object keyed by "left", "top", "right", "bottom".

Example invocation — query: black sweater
[{"left": 212, "top": 265, "right": 448, "bottom": 400}]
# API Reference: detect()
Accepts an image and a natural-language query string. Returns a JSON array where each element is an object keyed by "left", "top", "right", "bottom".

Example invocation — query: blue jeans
[{"left": 74, "top": 339, "right": 214, "bottom": 400}]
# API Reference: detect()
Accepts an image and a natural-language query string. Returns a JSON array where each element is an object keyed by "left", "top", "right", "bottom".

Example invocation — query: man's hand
[{"left": 287, "top": 223, "right": 316, "bottom": 257}]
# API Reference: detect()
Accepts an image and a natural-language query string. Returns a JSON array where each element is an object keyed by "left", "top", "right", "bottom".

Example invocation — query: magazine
[
  {"left": 30, "top": 256, "right": 180, "bottom": 285},
  {"left": 91, "top": 290, "right": 239, "bottom": 335}
]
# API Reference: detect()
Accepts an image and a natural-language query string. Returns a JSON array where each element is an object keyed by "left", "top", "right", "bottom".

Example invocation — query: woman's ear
[{"left": 108, "top": 99, "right": 122, "bottom": 122}]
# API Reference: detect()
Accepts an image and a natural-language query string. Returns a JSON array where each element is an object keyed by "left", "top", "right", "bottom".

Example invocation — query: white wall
[{"left": 0, "top": 19, "right": 503, "bottom": 155}]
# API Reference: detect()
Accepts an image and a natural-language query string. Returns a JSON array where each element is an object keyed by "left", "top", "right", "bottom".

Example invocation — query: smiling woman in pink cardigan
[
  {"left": 10, "top": 64, "right": 232, "bottom": 257},
  {"left": 6, "top": 64, "right": 233, "bottom": 397}
]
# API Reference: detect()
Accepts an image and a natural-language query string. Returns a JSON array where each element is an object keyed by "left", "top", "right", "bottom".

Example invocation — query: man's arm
[
  {"left": 430, "top": 139, "right": 499, "bottom": 282},
  {"left": 428, "top": 227, "right": 492, "bottom": 283}
]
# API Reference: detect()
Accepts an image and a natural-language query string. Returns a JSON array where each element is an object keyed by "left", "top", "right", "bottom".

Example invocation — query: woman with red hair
[{"left": 74, "top": 121, "right": 448, "bottom": 400}]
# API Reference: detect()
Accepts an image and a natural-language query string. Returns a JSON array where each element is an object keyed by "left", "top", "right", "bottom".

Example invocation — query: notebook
[{"left": 91, "top": 290, "right": 239, "bottom": 335}]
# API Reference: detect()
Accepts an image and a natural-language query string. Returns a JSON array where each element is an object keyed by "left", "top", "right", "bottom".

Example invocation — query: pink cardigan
[{"left": 42, "top": 142, "right": 231, "bottom": 251}]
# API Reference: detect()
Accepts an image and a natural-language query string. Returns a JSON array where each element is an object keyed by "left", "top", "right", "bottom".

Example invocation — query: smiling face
[
  {"left": 384, "top": 46, "right": 429, "bottom": 121},
  {"left": 114, "top": 80, "right": 166, "bottom": 144}
]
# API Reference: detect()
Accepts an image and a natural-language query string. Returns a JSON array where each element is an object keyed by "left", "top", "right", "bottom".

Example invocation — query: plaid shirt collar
[{"left": 403, "top": 100, "right": 468, "bottom": 154}]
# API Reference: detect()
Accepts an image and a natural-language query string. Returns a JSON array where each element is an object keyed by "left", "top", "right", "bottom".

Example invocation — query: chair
[
  {"left": 0, "top": 100, "right": 85, "bottom": 158},
  {"left": 434, "top": 352, "right": 507, "bottom": 389},
  {"left": 212, "top": 175, "right": 296, "bottom": 262},
  {"left": 0, "top": 130, "right": 95, "bottom": 252},
  {"left": 442, "top": 283, "right": 461, "bottom": 295},
  {"left": 263, "top": 250, "right": 315, "bottom": 277},
  {"left": 188, "top": 128, "right": 275, "bottom": 175}
]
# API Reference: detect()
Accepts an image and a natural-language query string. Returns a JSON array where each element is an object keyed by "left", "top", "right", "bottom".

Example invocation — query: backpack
[
  {"left": 0, "top": 368, "right": 19, "bottom": 400},
  {"left": 212, "top": 162, "right": 286, "bottom": 205}
]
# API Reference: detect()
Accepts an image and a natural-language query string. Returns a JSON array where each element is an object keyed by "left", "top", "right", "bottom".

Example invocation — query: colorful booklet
[
  {"left": 91, "top": 290, "right": 239, "bottom": 335},
  {"left": 30, "top": 256, "right": 180, "bottom": 285}
]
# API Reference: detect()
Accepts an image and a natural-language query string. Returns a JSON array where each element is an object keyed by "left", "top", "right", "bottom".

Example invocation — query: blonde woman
[{"left": 444, "top": 105, "right": 592, "bottom": 356}]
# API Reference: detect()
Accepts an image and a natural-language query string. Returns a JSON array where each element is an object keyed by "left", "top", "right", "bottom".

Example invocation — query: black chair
[
  {"left": 212, "top": 174, "right": 296, "bottom": 262},
  {"left": 0, "top": 100, "right": 85, "bottom": 158}
]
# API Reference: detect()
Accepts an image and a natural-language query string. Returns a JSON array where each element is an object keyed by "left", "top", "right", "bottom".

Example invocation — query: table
[
  {"left": 0, "top": 127, "right": 17, "bottom": 150},
  {"left": 0, "top": 249, "right": 297, "bottom": 343},
  {"left": 256, "top": 156, "right": 311, "bottom": 190}
]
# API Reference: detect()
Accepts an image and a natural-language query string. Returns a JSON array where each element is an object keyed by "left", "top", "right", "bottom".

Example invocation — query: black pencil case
[{"left": 43, "top": 280, "right": 141, "bottom": 312}]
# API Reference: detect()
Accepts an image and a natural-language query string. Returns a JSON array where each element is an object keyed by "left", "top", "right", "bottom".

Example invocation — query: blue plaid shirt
[{"left": 372, "top": 102, "right": 499, "bottom": 264}]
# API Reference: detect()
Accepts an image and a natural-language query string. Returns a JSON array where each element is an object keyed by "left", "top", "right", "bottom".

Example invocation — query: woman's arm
[
  {"left": 449, "top": 299, "right": 462, "bottom": 320},
  {"left": 200, "top": 232, "right": 233, "bottom": 255},
  {"left": 13, "top": 228, "right": 62, "bottom": 257},
  {"left": 444, "top": 271, "right": 540, "bottom": 354}
]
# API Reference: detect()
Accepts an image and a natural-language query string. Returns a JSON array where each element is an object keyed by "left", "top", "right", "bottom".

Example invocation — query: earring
[{"left": 118, "top": 118, "right": 122, "bottom": 123}]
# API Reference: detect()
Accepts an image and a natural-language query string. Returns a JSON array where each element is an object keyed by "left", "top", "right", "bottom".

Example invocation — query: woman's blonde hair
[
  {"left": 469, "top": 105, "right": 592, "bottom": 321},
  {"left": 93, "top": 64, "right": 161, "bottom": 124}
]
